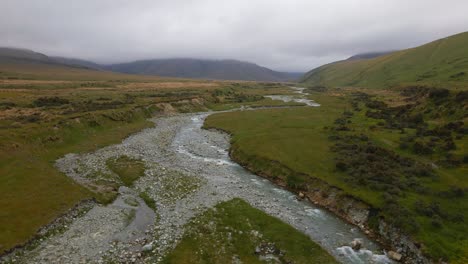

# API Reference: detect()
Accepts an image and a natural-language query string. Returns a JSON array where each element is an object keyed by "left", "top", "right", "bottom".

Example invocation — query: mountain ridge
[
  {"left": 0, "top": 47, "right": 302, "bottom": 82},
  {"left": 105, "top": 58, "right": 302, "bottom": 82}
]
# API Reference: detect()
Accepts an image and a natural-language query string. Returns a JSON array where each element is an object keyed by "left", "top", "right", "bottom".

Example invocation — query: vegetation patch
[
  {"left": 106, "top": 155, "right": 146, "bottom": 187},
  {"left": 162, "top": 198, "right": 337, "bottom": 264},
  {"left": 139, "top": 190, "right": 157, "bottom": 211},
  {"left": 33, "top": 96, "right": 70, "bottom": 107},
  {"left": 157, "top": 169, "right": 203, "bottom": 204}
]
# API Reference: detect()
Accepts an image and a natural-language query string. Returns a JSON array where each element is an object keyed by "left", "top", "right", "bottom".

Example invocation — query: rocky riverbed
[{"left": 3, "top": 111, "right": 393, "bottom": 264}]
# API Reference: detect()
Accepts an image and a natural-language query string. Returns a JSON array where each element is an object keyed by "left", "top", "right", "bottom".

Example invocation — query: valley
[{"left": 0, "top": 18, "right": 467, "bottom": 264}]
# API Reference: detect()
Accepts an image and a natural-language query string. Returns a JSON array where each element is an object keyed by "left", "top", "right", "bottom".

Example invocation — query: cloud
[{"left": 1, "top": 0, "right": 467, "bottom": 71}]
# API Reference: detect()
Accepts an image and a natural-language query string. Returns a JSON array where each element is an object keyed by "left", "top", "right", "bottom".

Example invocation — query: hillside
[
  {"left": 0, "top": 47, "right": 56, "bottom": 64},
  {"left": 0, "top": 48, "right": 185, "bottom": 81},
  {"left": 51, "top": 56, "right": 103, "bottom": 70},
  {"left": 106, "top": 58, "right": 301, "bottom": 82},
  {"left": 301, "top": 31, "right": 468, "bottom": 88},
  {"left": 346, "top": 51, "right": 394, "bottom": 61}
]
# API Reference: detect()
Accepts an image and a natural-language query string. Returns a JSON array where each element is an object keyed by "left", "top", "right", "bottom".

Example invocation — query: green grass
[
  {"left": 205, "top": 93, "right": 381, "bottom": 204},
  {"left": 139, "top": 191, "right": 157, "bottom": 211},
  {"left": 302, "top": 31, "right": 468, "bottom": 89},
  {"left": 162, "top": 198, "right": 337, "bottom": 264},
  {"left": 204, "top": 90, "right": 468, "bottom": 262},
  {"left": 106, "top": 156, "right": 146, "bottom": 187}
]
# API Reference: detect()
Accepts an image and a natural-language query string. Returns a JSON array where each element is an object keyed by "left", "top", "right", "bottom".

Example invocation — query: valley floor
[
  {"left": 2, "top": 111, "right": 392, "bottom": 263},
  {"left": 1, "top": 70, "right": 465, "bottom": 264}
]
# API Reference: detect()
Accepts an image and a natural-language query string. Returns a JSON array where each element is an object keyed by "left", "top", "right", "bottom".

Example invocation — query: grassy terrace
[
  {"left": 0, "top": 63, "right": 296, "bottom": 254},
  {"left": 204, "top": 89, "right": 468, "bottom": 262},
  {"left": 163, "top": 198, "right": 337, "bottom": 264}
]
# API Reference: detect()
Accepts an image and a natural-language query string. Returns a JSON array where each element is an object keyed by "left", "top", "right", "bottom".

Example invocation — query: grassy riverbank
[
  {"left": 204, "top": 88, "right": 468, "bottom": 262},
  {"left": 162, "top": 198, "right": 337, "bottom": 264}
]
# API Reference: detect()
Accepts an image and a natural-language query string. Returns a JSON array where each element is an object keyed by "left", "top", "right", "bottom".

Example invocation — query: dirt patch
[
  {"left": 0, "top": 80, "right": 74, "bottom": 85},
  {"left": 117, "top": 81, "right": 220, "bottom": 90},
  {"left": 156, "top": 103, "right": 176, "bottom": 114},
  {"left": 0, "top": 107, "right": 49, "bottom": 120}
]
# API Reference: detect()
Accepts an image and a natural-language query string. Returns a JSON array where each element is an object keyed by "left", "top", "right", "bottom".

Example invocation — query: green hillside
[{"left": 301, "top": 31, "right": 468, "bottom": 88}]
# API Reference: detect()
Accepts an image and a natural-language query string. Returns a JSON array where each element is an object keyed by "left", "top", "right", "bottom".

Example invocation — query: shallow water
[{"left": 265, "top": 86, "right": 320, "bottom": 106}]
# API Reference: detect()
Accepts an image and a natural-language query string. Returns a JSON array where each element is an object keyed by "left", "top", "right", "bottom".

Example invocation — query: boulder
[
  {"left": 388, "top": 251, "right": 402, "bottom": 261},
  {"left": 350, "top": 239, "right": 362, "bottom": 251},
  {"left": 298, "top": 192, "right": 305, "bottom": 199},
  {"left": 142, "top": 243, "right": 153, "bottom": 252}
]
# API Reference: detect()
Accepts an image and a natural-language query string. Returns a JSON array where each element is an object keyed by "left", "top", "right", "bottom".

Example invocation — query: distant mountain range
[
  {"left": 0, "top": 47, "right": 302, "bottom": 82},
  {"left": 51, "top": 56, "right": 103, "bottom": 70},
  {"left": 106, "top": 59, "right": 302, "bottom": 82},
  {"left": 301, "top": 31, "right": 468, "bottom": 88}
]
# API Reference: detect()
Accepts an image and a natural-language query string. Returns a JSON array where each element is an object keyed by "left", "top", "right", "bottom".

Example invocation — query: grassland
[
  {"left": 162, "top": 198, "right": 337, "bottom": 264},
  {"left": 204, "top": 88, "right": 468, "bottom": 262},
  {"left": 0, "top": 62, "right": 295, "bottom": 254},
  {"left": 302, "top": 31, "right": 468, "bottom": 89}
]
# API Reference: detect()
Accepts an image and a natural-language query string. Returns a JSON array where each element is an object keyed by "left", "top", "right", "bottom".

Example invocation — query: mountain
[
  {"left": 0, "top": 48, "right": 147, "bottom": 81},
  {"left": 0, "top": 47, "right": 301, "bottom": 82},
  {"left": 51, "top": 56, "right": 103, "bottom": 70},
  {"left": 106, "top": 59, "right": 301, "bottom": 82},
  {"left": 301, "top": 31, "right": 468, "bottom": 88},
  {"left": 0, "top": 47, "right": 99, "bottom": 70},
  {"left": 0, "top": 47, "right": 55, "bottom": 64}
]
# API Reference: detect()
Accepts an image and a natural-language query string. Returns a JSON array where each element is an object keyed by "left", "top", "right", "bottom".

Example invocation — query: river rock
[
  {"left": 254, "top": 246, "right": 261, "bottom": 254},
  {"left": 298, "top": 192, "right": 305, "bottom": 199},
  {"left": 142, "top": 243, "right": 153, "bottom": 252},
  {"left": 388, "top": 250, "right": 402, "bottom": 261},
  {"left": 350, "top": 239, "right": 362, "bottom": 251}
]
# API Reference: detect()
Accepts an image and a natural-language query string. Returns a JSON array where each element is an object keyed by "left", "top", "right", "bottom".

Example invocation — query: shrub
[
  {"left": 413, "top": 141, "right": 433, "bottom": 155},
  {"left": 455, "top": 90, "right": 468, "bottom": 103},
  {"left": 33, "top": 96, "right": 69, "bottom": 107},
  {"left": 428, "top": 88, "right": 449, "bottom": 100},
  {"left": 330, "top": 134, "right": 434, "bottom": 190}
]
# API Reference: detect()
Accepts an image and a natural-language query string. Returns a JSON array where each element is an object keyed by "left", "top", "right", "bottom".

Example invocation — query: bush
[
  {"left": 455, "top": 90, "right": 468, "bottom": 103},
  {"left": 428, "top": 88, "right": 449, "bottom": 100},
  {"left": 330, "top": 134, "right": 434, "bottom": 190},
  {"left": 33, "top": 96, "right": 69, "bottom": 107},
  {"left": 413, "top": 141, "right": 433, "bottom": 155}
]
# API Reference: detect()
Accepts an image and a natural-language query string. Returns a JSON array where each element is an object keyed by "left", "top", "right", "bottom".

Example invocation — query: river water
[{"left": 264, "top": 86, "right": 320, "bottom": 106}]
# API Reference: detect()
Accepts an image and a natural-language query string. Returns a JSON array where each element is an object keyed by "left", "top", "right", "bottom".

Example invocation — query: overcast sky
[{"left": 1, "top": 0, "right": 468, "bottom": 72}]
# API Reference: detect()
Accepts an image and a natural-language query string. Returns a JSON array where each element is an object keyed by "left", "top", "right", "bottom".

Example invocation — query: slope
[{"left": 302, "top": 31, "right": 468, "bottom": 88}]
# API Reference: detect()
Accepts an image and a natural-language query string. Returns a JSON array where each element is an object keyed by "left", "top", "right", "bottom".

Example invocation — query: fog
[{"left": 1, "top": 0, "right": 467, "bottom": 71}]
